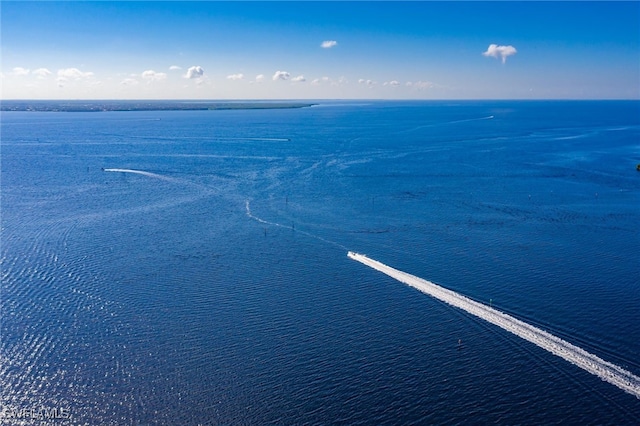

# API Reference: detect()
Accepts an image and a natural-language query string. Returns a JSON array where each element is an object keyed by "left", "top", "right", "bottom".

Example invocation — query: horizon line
[{"left": 3, "top": 98, "right": 639, "bottom": 102}]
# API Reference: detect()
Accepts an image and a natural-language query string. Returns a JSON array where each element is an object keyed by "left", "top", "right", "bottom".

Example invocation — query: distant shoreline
[
  {"left": 2, "top": 99, "right": 638, "bottom": 112},
  {"left": 0, "top": 100, "right": 317, "bottom": 112}
]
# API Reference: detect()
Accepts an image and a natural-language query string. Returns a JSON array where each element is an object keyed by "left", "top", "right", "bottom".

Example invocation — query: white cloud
[
  {"left": 12, "top": 67, "right": 30, "bottom": 76},
  {"left": 383, "top": 80, "right": 400, "bottom": 87},
  {"left": 32, "top": 68, "right": 52, "bottom": 79},
  {"left": 407, "top": 80, "right": 434, "bottom": 90},
  {"left": 184, "top": 66, "right": 204, "bottom": 79},
  {"left": 359, "top": 79, "right": 375, "bottom": 87},
  {"left": 120, "top": 78, "right": 139, "bottom": 86},
  {"left": 169, "top": 65, "right": 182, "bottom": 71},
  {"left": 227, "top": 73, "right": 244, "bottom": 81},
  {"left": 272, "top": 71, "right": 290, "bottom": 81},
  {"left": 312, "top": 76, "right": 332, "bottom": 85},
  {"left": 141, "top": 70, "right": 167, "bottom": 81},
  {"left": 321, "top": 40, "right": 338, "bottom": 49},
  {"left": 255, "top": 74, "right": 265, "bottom": 82},
  {"left": 483, "top": 44, "right": 517, "bottom": 64},
  {"left": 291, "top": 75, "right": 306, "bottom": 83},
  {"left": 58, "top": 68, "right": 94, "bottom": 79}
]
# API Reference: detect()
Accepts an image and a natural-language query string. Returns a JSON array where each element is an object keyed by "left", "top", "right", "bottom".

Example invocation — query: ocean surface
[{"left": 1, "top": 100, "right": 639, "bottom": 425}]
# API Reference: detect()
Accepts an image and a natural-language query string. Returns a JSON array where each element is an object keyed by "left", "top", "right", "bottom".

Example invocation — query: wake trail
[
  {"left": 102, "top": 168, "right": 213, "bottom": 193},
  {"left": 103, "top": 168, "right": 179, "bottom": 183},
  {"left": 348, "top": 251, "right": 640, "bottom": 400},
  {"left": 245, "top": 200, "right": 348, "bottom": 251}
]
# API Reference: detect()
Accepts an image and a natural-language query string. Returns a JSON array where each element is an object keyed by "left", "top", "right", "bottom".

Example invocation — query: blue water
[{"left": 2, "top": 101, "right": 639, "bottom": 424}]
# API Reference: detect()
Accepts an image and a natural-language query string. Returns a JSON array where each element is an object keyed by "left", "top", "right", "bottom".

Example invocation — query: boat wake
[
  {"left": 102, "top": 168, "right": 179, "bottom": 183},
  {"left": 348, "top": 251, "right": 640, "bottom": 400},
  {"left": 245, "top": 200, "right": 348, "bottom": 250}
]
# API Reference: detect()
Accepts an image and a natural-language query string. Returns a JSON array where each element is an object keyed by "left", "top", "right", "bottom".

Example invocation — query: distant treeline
[{"left": 1, "top": 100, "right": 317, "bottom": 112}]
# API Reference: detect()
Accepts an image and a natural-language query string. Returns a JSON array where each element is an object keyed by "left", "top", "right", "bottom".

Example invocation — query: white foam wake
[
  {"left": 348, "top": 251, "right": 640, "bottom": 399},
  {"left": 103, "top": 168, "right": 177, "bottom": 183},
  {"left": 245, "top": 200, "right": 347, "bottom": 250},
  {"left": 245, "top": 200, "right": 282, "bottom": 227}
]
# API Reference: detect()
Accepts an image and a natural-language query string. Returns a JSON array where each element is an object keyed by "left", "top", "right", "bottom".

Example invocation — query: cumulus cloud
[
  {"left": 12, "top": 67, "right": 30, "bottom": 76},
  {"left": 141, "top": 70, "right": 167, "bottom": 81},
  {"left": 483, "top": 44, "right": 517, "bottom": 63},
  {"left": 321, "top": 40, "right": 338, "bottom": 49},
  {"left": 55, "top": 68, "right": 94, "bottom": 87},
  {"left": 58, "top": 68, "right": 94, "bottom": 79},
  {"left": 358, "top": 79, "right": 375, "bottom": 87},
  {"left": 312, "top": 76, "right": 332, "bottom": 85},
  {"left": 383, "top": 80, "right": 400, "bottom": 87},
  {"left": 291, "top": 75, "right": 306, "bottom": 83},
  {"left": 169, "top": 65, "right": 182, "bottom": 71},
  {"left": 32, "top": 68, "right": 52, "bottom": 79},
  {"left": 227, "top": 73, "right": 244, "bottom": 80},
  {"left": 272, "top": 71, "right": 290, "bottom": 81},
  {"left": 184, "top": 66, "right": 204, "bottom": 79},
  {"left": 255, "top": 74, "right": 265, "bottom": 82}
]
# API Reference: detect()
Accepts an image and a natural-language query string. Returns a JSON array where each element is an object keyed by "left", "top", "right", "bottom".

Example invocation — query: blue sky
[{"left": 1, "top": 1, "right": 639, "bottom": 99}]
